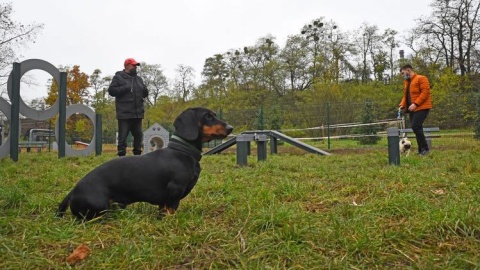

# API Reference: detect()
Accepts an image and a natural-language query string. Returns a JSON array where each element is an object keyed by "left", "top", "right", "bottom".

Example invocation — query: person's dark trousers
[
  {"left": 409, "top": 109, "right": 430, "bottom": 153},
  {"left": 117, "top": 118, "right": 143, "bottom": 156}
]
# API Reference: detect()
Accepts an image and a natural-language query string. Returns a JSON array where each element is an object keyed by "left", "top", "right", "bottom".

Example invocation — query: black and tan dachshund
[{"left": 57, "top": 107, "right": 233, "bottom": 221}]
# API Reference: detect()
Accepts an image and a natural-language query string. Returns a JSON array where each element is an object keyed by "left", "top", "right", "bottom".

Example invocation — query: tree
[
  {"left": 45, "top": 65, "right": 90, "bottom": 106},
  {"left": 89, "top": 69, "right": 111, "bottom": 107},
  {"left": 138, "top": 63, "right": 168, "bottom": 106},
  {"left": 279, "top": 35, "right": 310, "bottom": 91},
  {"left": 231, "top": 36, "right": 286, "bottom": 96},
  {"left": 300, "top": 19, "right": 356, "bottom": 85},
  {"left": 353, "top": 100, "right": 382, "bottom": 145},
  {"left": 383, "top": 29, "right": 399, "bottom": 81},
  {"left": 416, "top": 0, "right": 480, "bottom": 75},
  {"left": 201, "top": 54, "right": 229, "bottom": 98},
  {"left": 173, "top": 64, "right": 195, "bottom": 102},
  {"left": 300, "top": 18, "right": 326, "bottom": 85},
  {"left": 44, "top": 65, "right": 91, "bottom": 143},
  {"left": 254, "top": 36, "right": 287, "bottom": 96},
  {"left": 403, "top": 28, "right": 443, "bottom": 78},
  {"left": 0, "top": 2, "right": 43, "bottom": 95},
  {"left": 322, "top": 24, "right": 356, "bottom": 83},
  {"left": 353, "top": 23, "right": 380, "bottom": 83}
]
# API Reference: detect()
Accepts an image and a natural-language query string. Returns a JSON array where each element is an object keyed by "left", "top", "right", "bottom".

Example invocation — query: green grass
[{"left": 1, "top": 137, "right": 480, "bottom": 269}]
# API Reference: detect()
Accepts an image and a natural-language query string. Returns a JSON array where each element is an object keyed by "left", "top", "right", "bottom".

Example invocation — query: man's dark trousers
[
  {"left": 409, "top": 109, "right": 430, "bottom": 153},
  {"left": 117, "top": 118, "right": 143, "bottom": 156}
]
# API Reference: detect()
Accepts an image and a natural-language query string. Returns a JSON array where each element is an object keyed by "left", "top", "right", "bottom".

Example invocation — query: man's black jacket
[{"left": 108, "top": 71, "right": 149, "bottom": 119}]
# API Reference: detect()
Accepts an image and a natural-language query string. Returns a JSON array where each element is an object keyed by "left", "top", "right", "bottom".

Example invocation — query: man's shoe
[{"left": 419, "top": 149, "right": 430, "bottom": 156}]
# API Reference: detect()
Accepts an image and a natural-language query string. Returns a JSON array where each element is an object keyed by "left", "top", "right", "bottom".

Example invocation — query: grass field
[{"left": 1, "top": 136, "right": 479, "bottom": 269}]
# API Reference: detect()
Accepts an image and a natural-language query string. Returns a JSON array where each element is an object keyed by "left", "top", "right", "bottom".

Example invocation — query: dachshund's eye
[{"left": 205, "top": 114, "right": 213, "bottom": 120}]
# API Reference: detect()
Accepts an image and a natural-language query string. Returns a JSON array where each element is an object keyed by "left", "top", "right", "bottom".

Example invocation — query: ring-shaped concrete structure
[
  {"left": 7, "top": 59, "right": 61, "bottom": 120},
  {"left": 0, "top": 98, "right": 12, "bottom": 158},
  {"left": 55, "top": 104, "right": 96, "bottom": 156}
]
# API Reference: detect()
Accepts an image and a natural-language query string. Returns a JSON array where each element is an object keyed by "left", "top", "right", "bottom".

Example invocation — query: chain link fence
[
  {"left": 218, "top": 94, "right": 478, "bottom": 151},
  {"left": 2, "top": 93, "right": 478, "bottom": 152}
]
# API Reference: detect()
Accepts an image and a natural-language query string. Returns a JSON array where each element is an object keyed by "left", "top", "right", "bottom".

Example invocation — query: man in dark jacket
[{"left": 108, "top": 58, "right": 149, "bottom": 156}]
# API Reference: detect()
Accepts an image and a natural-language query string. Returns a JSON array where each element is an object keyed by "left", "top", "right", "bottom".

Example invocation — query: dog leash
[{"left": 397, "top": 108, "right": 407, "bottom": 138}]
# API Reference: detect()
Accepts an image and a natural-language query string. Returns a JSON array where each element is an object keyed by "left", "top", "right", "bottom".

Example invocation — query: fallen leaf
[
  {"left": 431, "top": 189, "right": 446, "bottom": 195},
  {"left": 66, "top": 243, "right": 91, "bottom": 265}
]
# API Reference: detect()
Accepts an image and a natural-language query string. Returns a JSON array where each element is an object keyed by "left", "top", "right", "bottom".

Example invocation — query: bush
[{"left": 353, "top": 101, "right": 382, "bottom": 145}]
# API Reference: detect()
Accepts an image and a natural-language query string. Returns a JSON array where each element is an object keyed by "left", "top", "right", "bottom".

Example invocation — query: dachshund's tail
[{"left": 56, "top": 192, "right": 72, "bottom": 217}]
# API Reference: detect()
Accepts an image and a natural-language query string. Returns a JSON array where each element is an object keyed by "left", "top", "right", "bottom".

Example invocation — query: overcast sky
[{"left": 10, "top": 0, "right": 432, "bottom": 101}]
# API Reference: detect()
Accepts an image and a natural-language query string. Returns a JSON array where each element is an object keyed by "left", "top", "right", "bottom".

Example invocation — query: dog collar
[{"left": 169, "top": 135, "right": 202, "bottom": 161}]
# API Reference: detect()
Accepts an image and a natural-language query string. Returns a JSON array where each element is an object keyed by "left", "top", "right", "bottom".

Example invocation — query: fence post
[
  {"left": 9, "top": 62, "right": 21, "bottom": 162},
  {"left": 58, "top": 72, "right": 67, "bottom": 158},
  {"left": 257, "top": 105, "right": 264, "bottom": 130},
  {"left": 95, "top": 114, "right": 102, "bottom": 156},
  {"left": 326, "top": 102, "right": 331, "bottom": 150},
  {"left": 218, "top": 108, "right": 223, "bottom": 120},
  {"left": 270, "top": 135, "right": 277, "bottom": 154},
  {"left": 475, "top": 92, "right": 480, "bottom": 139},
  {"left": 387, "top": 127, "right": 400, "bottom": 165}
]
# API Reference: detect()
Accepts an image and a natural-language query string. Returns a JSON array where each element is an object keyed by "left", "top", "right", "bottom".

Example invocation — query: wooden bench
[
  {"left": 399, "top": 127, "right": 440, "bottom": 149},
  {"left": 18, "top": 141, "right": 48, "bottom": 153}
]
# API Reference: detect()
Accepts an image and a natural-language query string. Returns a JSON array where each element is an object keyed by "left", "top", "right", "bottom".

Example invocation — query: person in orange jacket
[{"left": 398, "top": 64, "right": 433, "bottom": 155}]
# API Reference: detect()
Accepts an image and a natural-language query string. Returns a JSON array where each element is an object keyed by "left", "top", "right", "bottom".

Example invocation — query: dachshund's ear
[{"left": 174, "top": 109, "right": 199, "bottom": 141}]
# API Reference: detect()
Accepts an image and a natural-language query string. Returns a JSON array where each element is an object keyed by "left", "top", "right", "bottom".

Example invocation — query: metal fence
[
  {"left": 96, "top": 95, "right": 478, "bottom": 150},
  {"left": 2, "top": 94, "right": 478, "bottom": 152},
  {"left": 218, "top": 97, "right": 478, "bottom": 150}
]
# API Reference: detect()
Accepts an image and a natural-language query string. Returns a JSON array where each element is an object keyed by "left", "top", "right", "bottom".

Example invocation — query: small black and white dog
[{"left": 399, "top": 137, "right": 412, "bottom": 157}]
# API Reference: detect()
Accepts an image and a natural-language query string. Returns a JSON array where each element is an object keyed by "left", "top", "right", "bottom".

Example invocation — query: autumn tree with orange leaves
[
  {"left": 45, "top": 65, "right": 90, "bottom": 106},
  {"left": 45, "top": 65, "right": 93, "bottom": 143}
]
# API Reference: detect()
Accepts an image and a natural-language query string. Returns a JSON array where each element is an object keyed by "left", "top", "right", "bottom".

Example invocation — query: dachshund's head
[{"left": 173, "top": 107, "right": 233, "bottom": 144}]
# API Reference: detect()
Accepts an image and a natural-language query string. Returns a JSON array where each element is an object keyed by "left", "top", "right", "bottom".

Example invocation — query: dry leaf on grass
[
  {"left": 66, "top": 243, "right": 91, "bottom": 265},
  {"left": 431, "top": 189, "right": 446, "bottom": 195}
]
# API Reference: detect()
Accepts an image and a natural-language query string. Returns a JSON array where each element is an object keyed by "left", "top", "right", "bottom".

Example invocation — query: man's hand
[{"left": 408, "top": 104, "right": 418, "bottom": 111}]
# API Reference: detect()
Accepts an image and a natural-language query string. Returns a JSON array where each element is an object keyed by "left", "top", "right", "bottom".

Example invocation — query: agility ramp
[
  {"left": 203, "top": 130, "right": 331, "bottom": 156},
  {"left": 203, "top": 136, "right": 237, "bottom": 155}
]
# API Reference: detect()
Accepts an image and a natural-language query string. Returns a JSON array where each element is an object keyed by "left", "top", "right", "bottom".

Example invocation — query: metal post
[
  {"left": 95, "top": 114, "right": 102, "bottom": 156},
  {"left": 9, "top": 63, "right": 21, "bottom": 161},
  {"left": 387, "top": 127, "right": 400, "bottom": 165},
  {"left": 256, "top": 134, "right": 267, "bottom": 161},
  {"left": 270, "top": 135, "right": 277, "bottom": 154},
  {"left": 326, "top": 102, "right": 331, "bottom": 150},
  {"left": 236, "top": 135, "right": 249, "bottom": 166},
  {"left": 237, "top": 141, "right": 248, "bottom": 166},
  {"left": 48, "top": 120, "right": 52, "bottom": 152},
  {"left": 258, "top": 105, "right": 264, "bottom": 130},
  {"left": 236, "top": 134, "right": 254, "bottom": 166},
  {"left": 58, "top": 72, "right": 67, "bottom": 158}
]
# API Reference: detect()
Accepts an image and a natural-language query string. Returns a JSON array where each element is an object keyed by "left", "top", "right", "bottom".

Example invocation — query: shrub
[{"left": 353, "top": 100, "right": 382, "bottom": 145}]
